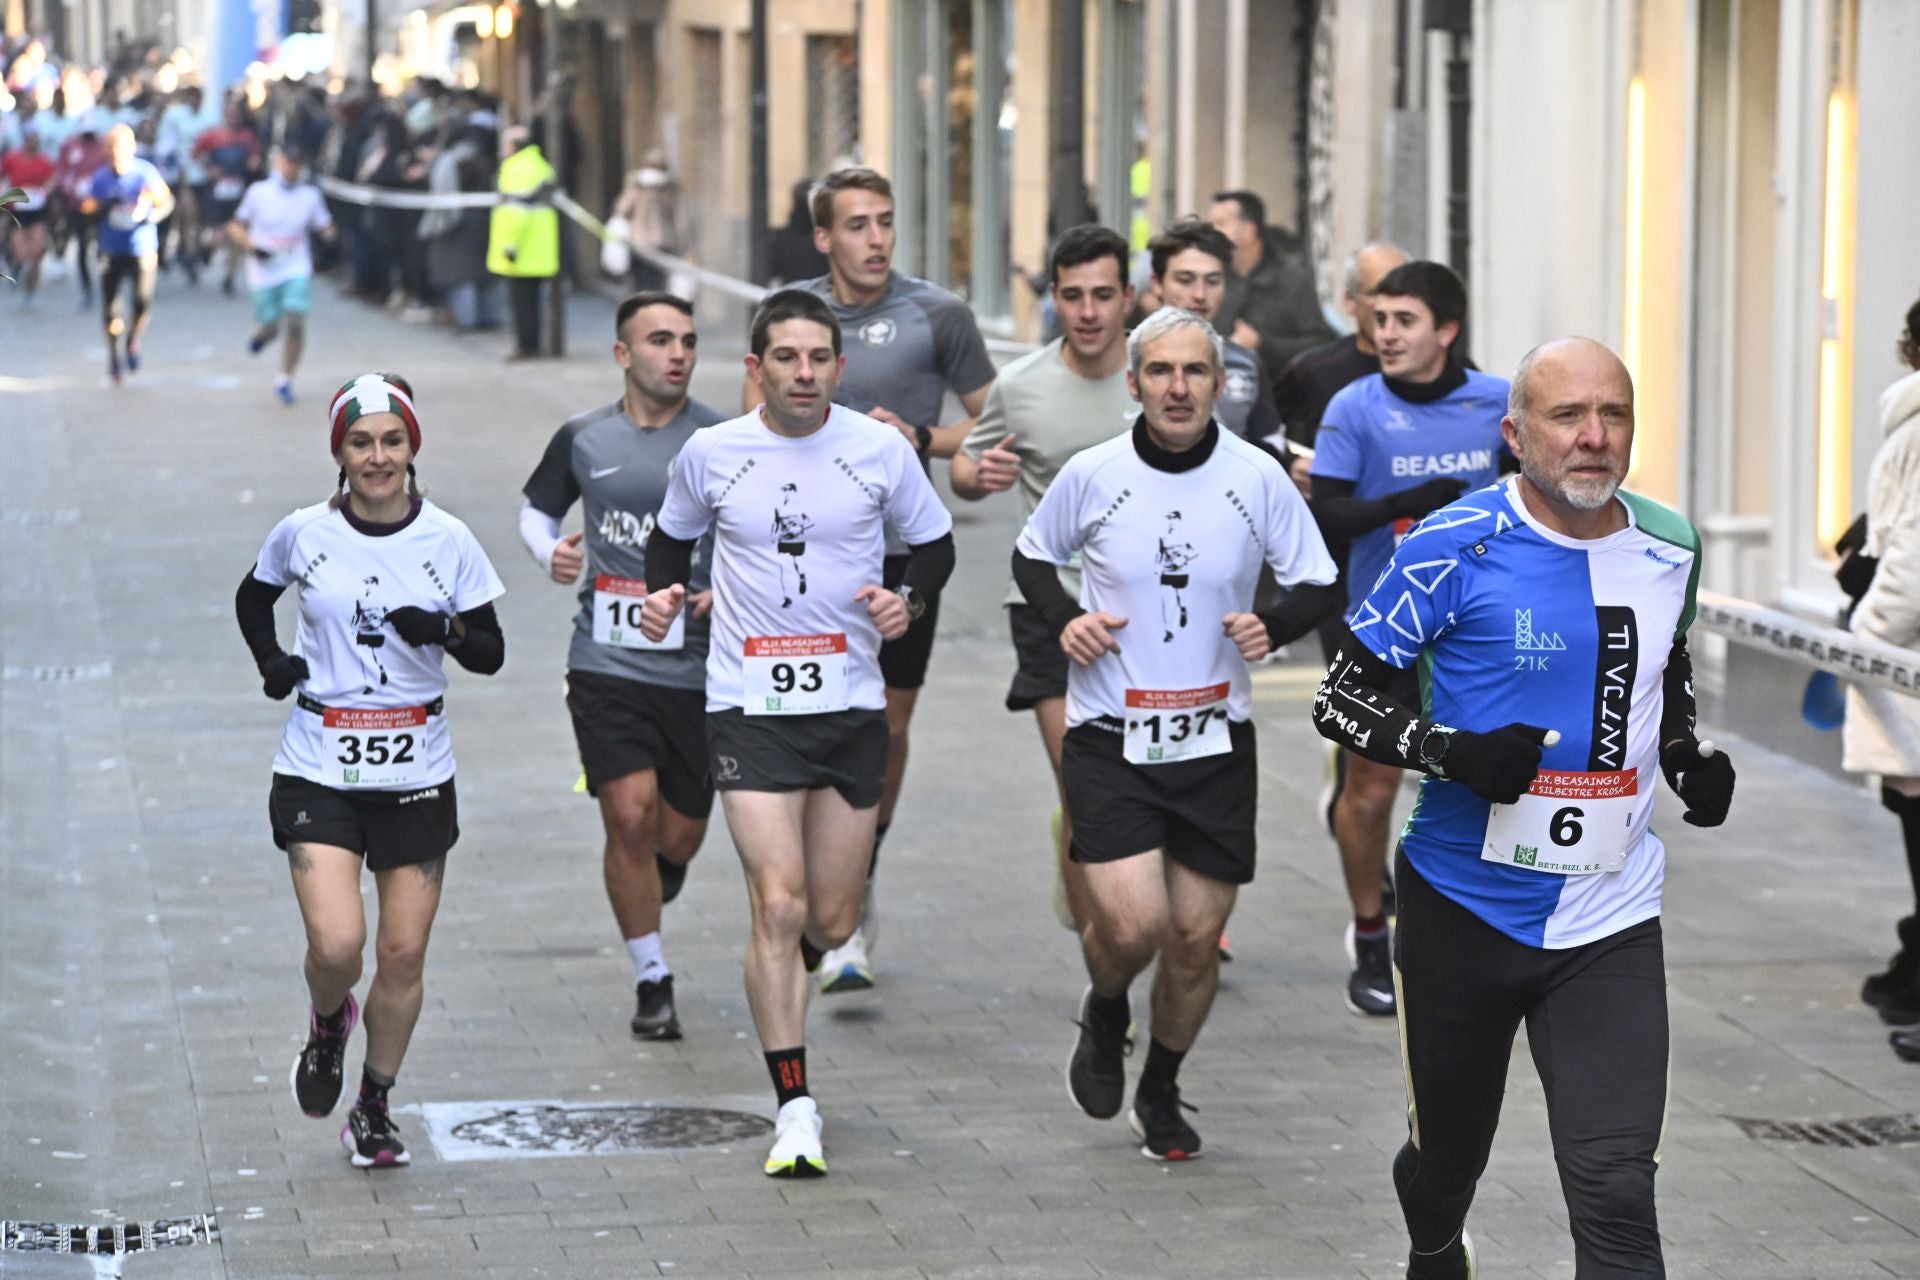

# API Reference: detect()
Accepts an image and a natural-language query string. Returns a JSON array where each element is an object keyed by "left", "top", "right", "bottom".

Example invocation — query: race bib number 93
[{"left": 743, "top": 634, "right": 849, "bottom": 715}]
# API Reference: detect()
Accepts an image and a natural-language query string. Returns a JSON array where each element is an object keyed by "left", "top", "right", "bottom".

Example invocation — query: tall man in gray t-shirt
[
  {"left": 953, "top": 224, "right": 1138, "bottom": 937},
  {"left": 520, "top": 292, "right": 726, "bottom": 1041},
  {"left": 746, "top": 167, "right": 997, "bottom": 995}
]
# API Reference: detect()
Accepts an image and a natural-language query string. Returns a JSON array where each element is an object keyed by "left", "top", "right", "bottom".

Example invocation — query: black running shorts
[
  {"left": 706, "top": 708, "right": 890, "bottom": 809},
  {"left": 1005, "top": 603, "right": 1069, "bottom": 712},
  {"left": 878, "top": 553, "right": 941, "bottom": 691},
  {"left": 1062, "top": 718, "right": 1258, "bottom": 885},
  {"left": 269, "top": 772, "right": 459, "bottom": 871},
  {"left": 566, "top": 670, "right": 714, "bottom": 819}
]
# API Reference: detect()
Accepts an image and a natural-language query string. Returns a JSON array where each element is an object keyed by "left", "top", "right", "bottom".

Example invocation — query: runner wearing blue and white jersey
[
  {"left": 1313, "top": 338, "right": 1735, "bottom": 1279},
  {"left": 1308, "top": 260, "right": 1510, "bottom": 1018}
]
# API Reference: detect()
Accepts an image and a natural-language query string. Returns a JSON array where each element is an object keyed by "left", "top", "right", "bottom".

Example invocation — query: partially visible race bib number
[
  {"left": 592, "top": 574, "right": 682, "bottom": 650},
  {"left": 743, "top": 634, "right": 849, "bottom": 715},
  {"left": 1123, "top": 684, "right": 1232, "bottom": 765},
  {"left": 322, "top": 706, "right": 431, "bottom": 789},
  {"left": 1483, "top": 769, "right": 1638, "bottom": 875},
  {"left": 213, "top": 176, "right": 245, "bottom": 200}
]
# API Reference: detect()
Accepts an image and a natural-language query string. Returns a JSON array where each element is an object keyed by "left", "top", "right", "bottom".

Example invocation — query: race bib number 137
[
  {"left": 1123, "top": 684, "right": 1232, "bottom": 765},
  {"left": 743, "top": 634, "right": 849, "bottom": 715}
]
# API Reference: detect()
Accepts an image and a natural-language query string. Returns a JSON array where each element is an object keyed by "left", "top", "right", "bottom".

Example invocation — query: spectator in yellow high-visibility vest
[{"left": 487, "top": 126, "right": 559, "bottom": 360}]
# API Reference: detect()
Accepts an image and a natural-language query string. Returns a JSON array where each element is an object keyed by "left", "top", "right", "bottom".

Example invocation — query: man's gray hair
[
  {"left": 1128, "top": 307, "right": 1224, "bottom": 377},
  {"left": 1343, "top": 240, "right": 1410, "bottom": 297},
  {"left": 1506, "top": 336, "right": 1633, "bottom": 425}
]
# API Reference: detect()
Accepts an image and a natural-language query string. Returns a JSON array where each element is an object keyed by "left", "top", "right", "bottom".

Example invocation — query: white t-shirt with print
[
  {"left": 252, "top": 500, "right": 506, "bottom": 788},
  {"left": 1016, "top": 426, "right": 1336, "bottom": 728},
  {"left": 234, "top": 177, "right": 332, "bottom": 289},
  {"left": 657, "top": 406, "right": 954, "bottom": 712}
]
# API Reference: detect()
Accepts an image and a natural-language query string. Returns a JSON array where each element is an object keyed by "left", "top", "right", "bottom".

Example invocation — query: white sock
[{"left": 626, "top": 932, "right": 668, "bottom": 984}]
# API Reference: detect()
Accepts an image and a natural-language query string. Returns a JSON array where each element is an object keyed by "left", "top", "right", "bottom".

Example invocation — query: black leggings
[
  {"left": 1392, "top": 849, "right": 1669, "bottom": 1278},
  {"left": 101, "top": 252, "right": 158, "bottom": 336}
]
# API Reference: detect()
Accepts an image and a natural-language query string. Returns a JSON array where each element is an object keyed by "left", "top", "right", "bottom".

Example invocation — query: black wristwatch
[
  {"left": 1416, "top": 724, "right": 1454, "bottom": 777},
  {"left": 912, "top": 424, "right": 933, "bottom": 456},
  {"left": 895, "top": 584, "right": 928, "bottom": 621}
]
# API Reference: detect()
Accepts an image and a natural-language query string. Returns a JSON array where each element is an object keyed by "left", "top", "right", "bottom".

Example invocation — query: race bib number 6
[
  {"left": 1123, "top": 684, "right": 1232, "bottom": 765},
  {"left": 593, "top": 575, "right": 683, "bottom": 650},
  {"left": 743, "top": 634, "right": 849, "bottom": 715},
  {"left": 322, "top": 706, "right": 430, "bottom": 789},
  {"left": 1483, "top": 769, "right": 1638, "bottom": 875}
]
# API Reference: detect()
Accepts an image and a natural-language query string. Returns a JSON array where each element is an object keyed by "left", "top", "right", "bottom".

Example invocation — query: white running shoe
[
  {"left": 818, "top": 929, "right": 874, "bottom": 994},
  {"left": 764, "top": 1097, "right": 826, "bottom": 1178}
]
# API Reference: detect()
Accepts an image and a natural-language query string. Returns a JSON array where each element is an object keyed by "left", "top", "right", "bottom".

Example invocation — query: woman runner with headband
[{"left": 234, "top": 372, "right": 507, "bottom": 1168}]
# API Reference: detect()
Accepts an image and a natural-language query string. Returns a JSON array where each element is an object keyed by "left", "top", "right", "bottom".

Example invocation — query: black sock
[
  {"left": 1884, "top": 786, "right": 1920, "bottom": 915},
  {"left": 766, "top": 1047, "right": 809, "bottom": 1108},
  {"left": 314, "top": 1000, "right": 350, "bottom": 1037},
  {"left": 868, "top": 822, "right": 889, "bottom": 877},
  {"left": 1354, "top": 913, "right": 1389, "bottom": 939},
  {"left": 1138, "top": 1037, "right": 1187, "bottom": 1095},
  {"left": 1085, "top": 988, "right": 1131, "bottom": 1036},
  {"left": 357, "top": 1065, "right": 394, "bottom": 1113},
  {"left": 799, "top": 935, "right": 825, "bottom": 973}
]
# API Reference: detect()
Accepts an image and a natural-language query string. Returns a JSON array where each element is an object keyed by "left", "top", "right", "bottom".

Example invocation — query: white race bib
[
  {"left": 1482, "top": 769, "right": 1638, "bottom": 875},
  {"left": 592, "top": 574, "right": 683, "bottom": 650},
  {"left": 1123, "top": 683, "right": 1233, "bottom": 765},
  {"left": 213, "top": 176, "right": 245, "bottom": 200},
  {"left": 742, "top": 634, "right": 849, "bottom": 716},
  {"left": 107, "top": 200, "right": 145, "bottom": 230},
  {"left": 19, "top": 185, "right": 46, "bottom": 210},
  {"left": 321, "top": 706, "right": 433, "bottom": 789}
]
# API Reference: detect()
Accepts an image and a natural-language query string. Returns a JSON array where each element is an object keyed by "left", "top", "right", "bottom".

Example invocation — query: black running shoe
[
  {"left": 1130, "top": 1084, "right": 1201, "bottom": 1161},
  {"left": 631, "top": 975, "right": 682, "bottom": 1040},
  {"left": 657, "top": 853, "right": 689, "bottom": 905},
  {"left": 1065, "top": 985, "right": 1132, "bottom": 1119},
  {"left": 290, "top": 993, "right": 359, "bottom": 1118},
  {"left": 1347, "top": 929, "right": 1396, "bottom": 1018},
  {"left": 341, "top": 1106, "right": 410, "bottom": 1168},
  {"left": 1892, "top": 1027, "right": 1920, "bottom": 1063}
]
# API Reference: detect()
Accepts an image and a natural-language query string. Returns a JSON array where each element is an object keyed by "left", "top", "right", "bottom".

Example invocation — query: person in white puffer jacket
[{"left": 1843, "top": 297, "right": 1920, "bottom": 1056}]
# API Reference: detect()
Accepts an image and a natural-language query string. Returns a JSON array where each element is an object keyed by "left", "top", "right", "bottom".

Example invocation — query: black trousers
[
  {"left": 1392, "top": 848, "right": 1669, "bottom": 1278},
  {"left": 508, "top": 276, "right": 544, "bottom": 355}
]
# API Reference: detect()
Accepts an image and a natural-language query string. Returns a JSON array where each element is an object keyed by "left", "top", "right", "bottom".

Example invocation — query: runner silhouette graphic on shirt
[
  {"left": 351, "top": 576, "right": 390, "bottom": 692},
  {"left": 1156, "top": 511, "right": 1197, "bottom": 642},
  {"left": 771, "top": 483, "right": 814, "bottom": 607}
]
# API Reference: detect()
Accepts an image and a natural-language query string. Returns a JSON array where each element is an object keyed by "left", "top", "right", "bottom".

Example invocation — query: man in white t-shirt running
[
  {"left": 1012, "top": 308, "right": 1339, "bottom": 1161},
  {"left": 229, "top": 145, "right": 334, "bottom": 405},
  {"left": 641, "top": 289, "right": 957, "bottom": 1178}
]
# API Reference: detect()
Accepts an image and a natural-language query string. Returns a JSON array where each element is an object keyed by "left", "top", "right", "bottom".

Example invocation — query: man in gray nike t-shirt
[
  {"left": 745, "top": 167, "right": 996, "bottom": 996},
  {"left": 519, "top": 291, "right": 725, "bottom": 1042}
]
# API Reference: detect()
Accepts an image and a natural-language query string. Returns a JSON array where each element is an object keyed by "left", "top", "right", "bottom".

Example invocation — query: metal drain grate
[
  {"left": 2, "top": 1215, "right": 219, "bottom": 1255},
  {"left": 1728, "top": 1114, "right": 1920, "bottom": 1149},
  {"left": 449, "top": 1104, "right": 772, "bottom": 1154},
  {"left": 3, "top": 662, "right": 114, "bottom": 683}
]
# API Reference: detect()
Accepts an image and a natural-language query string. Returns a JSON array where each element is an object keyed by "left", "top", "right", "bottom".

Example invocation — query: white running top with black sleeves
[{"left": 252, "top": 500, "right": 506, "bottom": 788}]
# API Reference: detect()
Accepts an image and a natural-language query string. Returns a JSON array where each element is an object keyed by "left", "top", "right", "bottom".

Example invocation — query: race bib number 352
[
  {"left": 321, "top": 706, "right": 430, "bottom": 789},
  {"left": 1123, "top": 684, "right": 1232, "bottom": 765},
  {"left": 743, "top": 634, "right": 849, "bottom": 715},
  {"left": 593, "top": 575, "right": 683, "bottom": 650},
  {"left": 1483, "top": 769, "right": 1638, "bottom": 875}
]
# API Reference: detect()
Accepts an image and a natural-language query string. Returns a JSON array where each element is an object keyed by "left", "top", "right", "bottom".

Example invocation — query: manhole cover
[
  {"left": 2, "top": 1215, "right": 219, "bottom": 1255},
  {"left": 1728, "top": 1114, "right": 1920, "bottom": 1149},
  {"left": 416, "top": 1100, "right": 772, "bottom": 1161}
]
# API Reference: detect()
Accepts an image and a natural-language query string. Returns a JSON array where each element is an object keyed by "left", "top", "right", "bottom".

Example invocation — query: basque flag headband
[{"left": 329, "top": 373, "right": 421, "bottom": 456}]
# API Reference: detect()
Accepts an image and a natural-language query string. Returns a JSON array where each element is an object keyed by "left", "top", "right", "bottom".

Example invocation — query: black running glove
[
  {"left": 385, "top": 605, "right": 453, "bottom": 648},
  {"left": 259, "top": 652, "right": 309, "bottom": 701},
  {"left": 1660, "top": 738, "right": 1736, "bottom": 827},
  {"left": 1437, "top": 723, "right": 1551, "bottom": 805},
  {"left": 1390, "top": 477, "right": 1469, "bottom": 520}
]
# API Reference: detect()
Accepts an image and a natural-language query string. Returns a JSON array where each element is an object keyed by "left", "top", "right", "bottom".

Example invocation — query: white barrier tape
[
  {"left": 316, "top": 174, "right": 1041, "bottom": 353},
  {"left": 1694, "top": 589, "right": 1920, "bottom": 698}
]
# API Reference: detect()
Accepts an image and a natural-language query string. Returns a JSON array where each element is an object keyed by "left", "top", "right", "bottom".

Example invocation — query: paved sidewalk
[{"left": 2, "top": 275, "right": 1918, "bottom": 1279}]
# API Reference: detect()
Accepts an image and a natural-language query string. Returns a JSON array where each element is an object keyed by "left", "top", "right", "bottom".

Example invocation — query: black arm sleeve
[
  {"left": 1312, "top": 625, "right": 1432, "bottom": 771},
  {"left": 899, "top": 532, "right": 956, "bottom": 597},
  {"left": 447, "top": 602, "right": 505, "bottom": 676},
  {"left": 1256, "top": 581, "right": 1345, "bottom": 648},
  {"left": 1659, "top": 632, "right": 1698, "bottom": 748},
  {"left": 1310, "top": 475, "right": 1404, "bottom": 538},
  {"left": 235, "top": 569, "right": 289, "bottom": 671},
  {"left": 1012, "top": 548, "right": 1086, "bottom": 639},
  {"left": 643, "top": 528, "right": 697, "bottom": 591}
]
